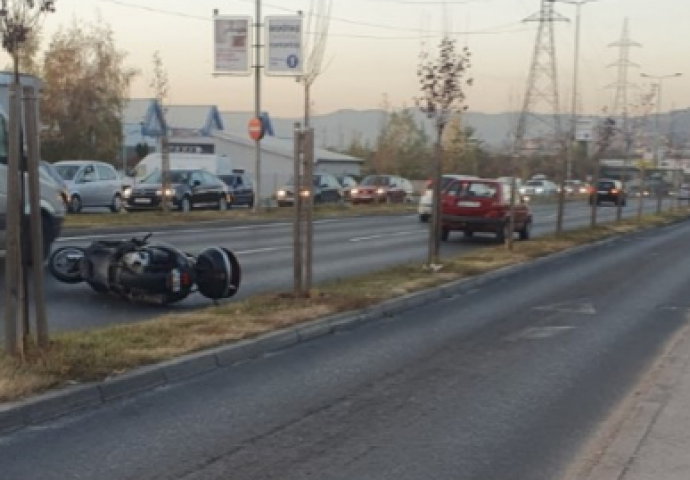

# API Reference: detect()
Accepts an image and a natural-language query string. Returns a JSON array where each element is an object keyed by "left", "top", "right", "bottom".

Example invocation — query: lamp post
[
  {"left": 640, "top": 72, "right": 682, "bottom": 165},
  {"left": 554, "top": 0, "right": 596, "bottom": 234}
]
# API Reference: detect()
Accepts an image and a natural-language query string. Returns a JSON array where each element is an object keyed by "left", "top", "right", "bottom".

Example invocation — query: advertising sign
[
  {"left": 214, "top": 16, "right": 251, "bottom": 75},
  {"left": 265, "top": 16, "right": 303, "bottom": 76}
]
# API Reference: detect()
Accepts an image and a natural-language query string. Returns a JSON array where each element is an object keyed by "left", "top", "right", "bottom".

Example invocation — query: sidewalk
[{"left": 580, "top": 322, "right": 690, "bottom": 480}]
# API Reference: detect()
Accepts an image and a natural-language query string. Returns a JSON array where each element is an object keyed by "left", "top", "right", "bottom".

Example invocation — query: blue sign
[{"left": 287, "top": 55, "right": 299, "bottom": 69}]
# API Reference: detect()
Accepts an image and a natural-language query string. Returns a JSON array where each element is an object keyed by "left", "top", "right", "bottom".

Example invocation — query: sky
[{"left": 6, "top": 0, "right": 690, "bottom": 117}]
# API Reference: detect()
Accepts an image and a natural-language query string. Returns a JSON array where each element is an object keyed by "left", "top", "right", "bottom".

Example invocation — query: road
[
  {"left": 0, "top": 199, "right": 675, "bottom": 333},
  {"left": 1, "top": 207, "right": 688, "bottom": 479}
]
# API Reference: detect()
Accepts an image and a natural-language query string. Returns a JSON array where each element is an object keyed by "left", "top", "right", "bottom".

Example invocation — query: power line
[{"left": 97, "top": 0, "right": 531, "bottom": 39}]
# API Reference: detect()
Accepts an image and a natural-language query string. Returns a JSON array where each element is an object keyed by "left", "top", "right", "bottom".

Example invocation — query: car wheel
[
  {"left": 518, "top": 221, "right": 531, "bottom": 241},
  {"left": 496, "top": 222, "right": 509, "bottom": 243},
  {"left": 110, "top": 194, "right": 123, "bottom": 213},
  {"left": 463, "top": 231, "right": 474, "bottom": 239},
  {"left": 441, "top": 227, "right": 450, "bottom": 241},
  {"left": 248, "top": 195, "right": 255, "bottom": 208},
  {"left": 218, "top": 195, "right": 228, "bottom": 211},
  {"left": 179, "top": 196, "right": 192, "bottom": 213},
  {"left": 419, "top": 214, "right": 429, "bottom": 223},
  {"left": 69, "top": 195, "right": 82, "bottom": 213}
]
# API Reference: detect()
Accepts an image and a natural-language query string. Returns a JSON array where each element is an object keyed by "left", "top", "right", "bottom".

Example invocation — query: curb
[{"left": 0, "top": 221, "right": 683, "bottom": 436}]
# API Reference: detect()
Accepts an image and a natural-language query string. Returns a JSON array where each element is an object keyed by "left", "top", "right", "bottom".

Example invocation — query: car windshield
[
  {"left": 599, "top": 181, "right": 616, "bottom": 189},
  {"left": 526, "top": 181, "right": 544, "bottom": 187},
  {"left": 285, "top": 176, "right": 322, "bottom": 187},
  {"left": 338, "top": 176, "right": 356, "bottom": 187},
  {"left": 55, "top": 164, "right": 82, "bottom": 180},
  {"left": 142, "top": 169, "right": 194, "bottom": 184},
  {"left": 360, "top": 176, "right": 390, "bottom": 187}
]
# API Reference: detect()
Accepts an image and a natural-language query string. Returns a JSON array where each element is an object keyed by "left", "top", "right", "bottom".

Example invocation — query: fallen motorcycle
[{"left": 48, "top": 233, "right": 241, "bottom": 305}]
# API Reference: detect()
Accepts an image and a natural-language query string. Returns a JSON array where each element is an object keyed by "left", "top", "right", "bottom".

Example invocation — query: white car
[
  {"left": 678, "top": 183, "right": 690, "bottom": 200},
  {"left": 519, "top": 179, "right": 558, "bottom": 197},
  {"left": 418, "top": 174, "right": 477, "bottom": 222}
]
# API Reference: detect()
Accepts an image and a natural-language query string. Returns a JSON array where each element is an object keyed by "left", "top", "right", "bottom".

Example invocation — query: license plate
[
  {"left": 134, "top": 198, "right": 152, "bottom": 204},
  {"left": 457, "top": 201, "right": 480, "bottom": 207}
]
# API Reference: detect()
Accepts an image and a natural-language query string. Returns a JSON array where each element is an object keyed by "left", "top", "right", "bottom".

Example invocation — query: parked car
[
  {"left": 418, "top": 174, "right": 477, "bottom": 222},
  {"left": 589, "top": 179, "right": 627, "bottom": 206},
  {"left": 519, "top": 179, "right": 558, "bottom": 197},
  {"left": 678, "top": 183, "right": 690, "bottom": 200},
  {"left": 275, "top": 173, "right": 343, "bottom": 207},
  {"left": 563, "top": 179, "right": 588, "bottom": 195},
  {"left": 54, "top": 160, "right": 124, "bottom": 213},
  {"left": 350, "top": 175, "right": 414, "bottom": 205},
  {"left": 39, "top": 160, "right": 69, "bottom": 208},
  {"left": 336, "top": 175, "right": 359, "bottom": 201},
  {"left": 217, "top": 171, "right": 255, "bottom": 208},
  {"left": 124, "top": 168, "right": 230, "bottom": 212},
  {"left": 440, "top": 178, "right": 532, "bottom": 242}
]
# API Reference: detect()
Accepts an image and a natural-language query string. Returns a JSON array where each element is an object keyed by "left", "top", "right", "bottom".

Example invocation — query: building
[{"left": 122, "top": 99, "right": 364, "bottom": 198}]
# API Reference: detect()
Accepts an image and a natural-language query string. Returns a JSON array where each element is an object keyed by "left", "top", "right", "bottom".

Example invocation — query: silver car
[{"left": 54, "top": 160, "right": 124, "bottom": 213}]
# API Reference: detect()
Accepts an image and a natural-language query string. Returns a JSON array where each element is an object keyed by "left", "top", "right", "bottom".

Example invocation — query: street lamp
[
  {"left": 552, "top": 0, "right": 597, "bottom": 234},
  {"left": 640, "top": 72, "right": 683, "bottom": 165}
]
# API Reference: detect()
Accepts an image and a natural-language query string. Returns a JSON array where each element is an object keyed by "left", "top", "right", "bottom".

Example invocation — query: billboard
[
  {"left": 214, "top": 15, "right": 252, "bottom": 75},
  {"left": 265, "top": 16, "right": 303, "bottom": 76}
]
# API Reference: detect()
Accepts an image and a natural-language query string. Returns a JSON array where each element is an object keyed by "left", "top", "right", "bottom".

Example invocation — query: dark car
[
  {"left": 218, "top": 171, "right": 255, "bottom": 208},
  {"left": 441, "top": 178, "right": 532, "bottom": 242},
  {"left": 275, "top": 172, "right": 343, "bottom": 207},
  {"left": 336, "top": 175, "right": 359, "bottom": 201},
  {"left": 590, "top": 179, "right": 626, "bottom": 206},
  {"left": 125, "top": 169, "right": 230, "bottom": 212}
]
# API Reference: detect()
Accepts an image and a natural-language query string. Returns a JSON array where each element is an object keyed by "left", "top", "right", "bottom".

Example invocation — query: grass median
[
  {"left": 64, "top": 203, "right": 418, "bottom": 230},
  {"left": 2, "top": 208, "right": 689, "bottom": 403}
]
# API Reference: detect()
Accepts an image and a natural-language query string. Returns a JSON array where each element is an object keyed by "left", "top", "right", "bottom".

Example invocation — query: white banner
[
  {"left": 265, "top": 16, "right": 303, "bottom": 77},
  {"left": 214, "top": 15, "right": 252, "bottom": 75}
]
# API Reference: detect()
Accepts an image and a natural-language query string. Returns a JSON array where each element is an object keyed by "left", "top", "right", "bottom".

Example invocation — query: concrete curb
[{"left": 0, "top": 222, "right": 681, "bottom": 436}]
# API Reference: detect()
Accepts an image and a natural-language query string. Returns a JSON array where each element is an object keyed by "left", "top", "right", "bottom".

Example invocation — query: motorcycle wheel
[{"left": 49, "top": 247, "right": 86, "bottom": 284}]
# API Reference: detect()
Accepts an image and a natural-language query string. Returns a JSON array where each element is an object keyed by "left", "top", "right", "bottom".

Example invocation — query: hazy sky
[{"left": 11, "top": 0, "right": 690, "bottom": 117}]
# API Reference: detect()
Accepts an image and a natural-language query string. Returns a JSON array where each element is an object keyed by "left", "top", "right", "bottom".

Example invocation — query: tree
[
  {"left": 299, "top": 0, "right": 333, "bottom": 127},
  {"left": 373, "top": 108, "right": 431, "bottom": 179},
  {"left": 40, "top": 20, "right": 137, "bottom": 162},
  {"left": 417, "top": 37, "right": 472, "bottom": 266},
  {"left": 150, "top": 51, "right": 171, "bottom": 213}
]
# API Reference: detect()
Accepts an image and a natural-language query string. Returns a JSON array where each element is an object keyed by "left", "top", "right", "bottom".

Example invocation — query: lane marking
[
  {"left": 532, "top": 299, "right": 597, "bottom": 315},
  {"left": 507, "top": 325, "right": 576, "bottom": 341},
  {"left": 349, "top": 230, "right": 426, "bottom": 242},
  {"left": 235, "top": 247, "right": 291, "bottom": 255}
]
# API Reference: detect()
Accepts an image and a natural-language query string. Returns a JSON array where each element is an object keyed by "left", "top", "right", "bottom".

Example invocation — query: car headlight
[
  {"left": 300, "top": 189, "right": 310, "bottom": 197},
  {"left": 123, "top": 187, "right": 132, "bottom": 198},
  {"left": 376, "top": 188, "right": 386, "bottom": 194},
  {"left": 536, "top": 188, "right": 544, "bottom": 193},
  {"left": 277, "top": 190, "right": 286, "bottom": 197},
  {"left": 351, "top": 188, "right": 359, "bottom": 195},
  {"left": 156, "top": 189, "right": 175, "bottom": 196}
]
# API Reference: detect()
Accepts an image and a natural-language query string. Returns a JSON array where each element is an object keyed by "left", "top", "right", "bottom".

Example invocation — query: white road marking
[
  {"left": 57, "top": 219, "right": 342, "bottom": 242},
  {"left": 532, "top": 299, "right": 597, "bottom": 315},
  {"left": 507, "top": 326, "right": 576, "bottom": 341},
  {"left": 349, "top": 230, "right": 425, "bottom": 242},
  {"left": 235, "top": 247, "right": 291, "bottom": 255}
]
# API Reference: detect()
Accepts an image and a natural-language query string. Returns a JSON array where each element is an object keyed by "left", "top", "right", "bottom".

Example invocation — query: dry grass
[
  {"left": 2, "top": 208, "right": 689, "bottom": 403},
  {"left": 64, "top": 203, "right": 417, "bottom": 229}
]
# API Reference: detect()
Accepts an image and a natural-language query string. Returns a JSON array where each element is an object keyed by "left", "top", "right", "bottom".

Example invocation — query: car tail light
[{"left": 611, "top": 189, "right": 618, "bottom": 194}]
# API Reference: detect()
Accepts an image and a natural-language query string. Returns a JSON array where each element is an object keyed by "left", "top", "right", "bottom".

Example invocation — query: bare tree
[
  {"left": 417, "top": 37, "right": 472, "bottom": 267},
  {"left": 150, "top": 51, "right": 171, "bottom": 213},
  {"left": 298, "top": 0, "right": 333, "bottom": 128}
]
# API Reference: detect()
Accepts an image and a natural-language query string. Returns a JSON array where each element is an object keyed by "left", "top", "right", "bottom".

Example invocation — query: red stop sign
[{"left": 248, "top": 117, "right": 265, "bottom": 141}]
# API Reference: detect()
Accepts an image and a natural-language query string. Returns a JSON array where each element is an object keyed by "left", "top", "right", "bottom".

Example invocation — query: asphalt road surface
[
  {"left": 0, "top": 199, "right": 675, "bottom": 333},
  {"left": 1, "top": 207, "right": 689, "bottom": 479}
]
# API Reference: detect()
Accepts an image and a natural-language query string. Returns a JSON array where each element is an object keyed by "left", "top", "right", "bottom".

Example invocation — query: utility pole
[
  {"left": 607, "top": 18, "right": 640, "bottom": 221},
  {"left": 253, "top": 0, "right": 263, "bottom": 212},
  {"left": 512, "top": 0, "right": 567, "bottom": 244},
  {"left": 555, "top": 0, "right": 595, "bottom": 233}
]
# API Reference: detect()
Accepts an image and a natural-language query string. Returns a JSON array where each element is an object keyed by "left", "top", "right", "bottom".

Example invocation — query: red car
[
  {"left": 350, "top": 175, "right": 414, "bottom": 205},
  {"left": 440, "top": 178, "right": 532, "bottom": 242}
]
